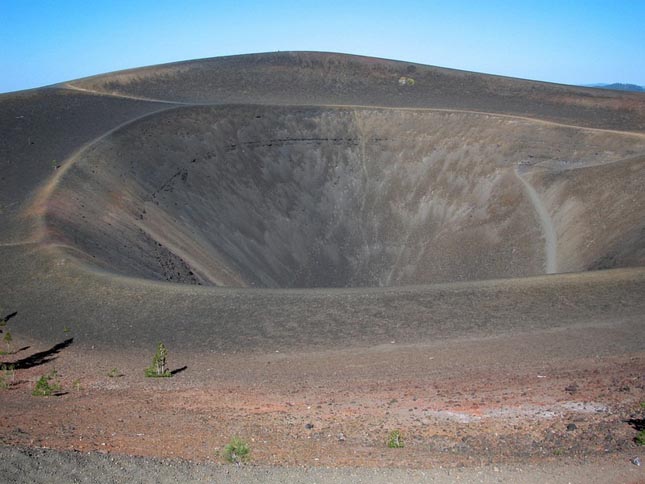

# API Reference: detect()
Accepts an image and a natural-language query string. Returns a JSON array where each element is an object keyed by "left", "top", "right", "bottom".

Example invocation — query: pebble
[
  {"left": 566, "top": 423, "right": 577, "bottom": 431},
  {"left": 631, "top": 456, "right": 641, "bottom": 466}
]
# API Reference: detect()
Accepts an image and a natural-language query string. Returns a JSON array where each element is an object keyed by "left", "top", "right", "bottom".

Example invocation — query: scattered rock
[
  {"left": 398, "top": 76, "right": 415, "bottom": 86},
  {"left": 565, "top": 383, "right": 579, "bottom": 393},
  {"left": 631, "top": 456, "right": 641, "bottom": 466},
  {"left": 338, "top": 432, "right": 346, "bottom": 442},
  {"left": 305, "top": 423, "right": 314, "bottom": 430},
  {"left": 566, "top": 423, "right": 577, "bottom": 431}
]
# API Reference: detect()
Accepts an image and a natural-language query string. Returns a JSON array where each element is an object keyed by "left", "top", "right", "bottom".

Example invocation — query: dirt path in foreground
[{"left": 1, "top": 445, "right": 644, "bottom": 484}]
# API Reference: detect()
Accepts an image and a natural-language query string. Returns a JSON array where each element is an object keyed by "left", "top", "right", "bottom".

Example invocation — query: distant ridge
[
  {"left": 585, "top": 83, "right": 645, "bottom": 92},
  {"left": 61, "top": 51, "right": 645, "bottom": 132}
]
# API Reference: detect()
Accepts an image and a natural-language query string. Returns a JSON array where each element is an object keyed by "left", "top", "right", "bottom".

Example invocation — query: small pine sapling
[
  {"left": 32, "top": 370, "right": 62, "bottom": 396},
  {"left": 107, "top": 367, "right": 123, "bottom": 378},
  {"left": 0, "top": 364, "right": 16, "bottom": 390},
  {"left": 636, "top": 430, "right": 645, "bottom": 446},
  {"left": 387, "top": 429, "right": 405, "bottom": 448},
  {"left": 223, "top": 437, "right": 250, "bottom": 464},
  {"left": 145, "top": 342, "right": 172, "bottom": 377},
  {"left": 3, "top": 331, "right": 12, "bottom": 353},
  {"left": 0, "top": 313, "right": 9, "bottom": 355}
]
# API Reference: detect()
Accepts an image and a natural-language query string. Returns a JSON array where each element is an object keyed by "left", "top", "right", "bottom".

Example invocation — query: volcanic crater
[
  {"left": 46, "top": 104, "right": 645, "bottom": 288},
  {"left": 3, "top": 52, "right": 645, "bottom": 477}
]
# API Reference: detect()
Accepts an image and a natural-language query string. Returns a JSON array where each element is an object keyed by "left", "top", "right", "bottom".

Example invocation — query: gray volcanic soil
[
  {"left": 1, "top": 52, "right": 645, "bottom": 478},
  {"left": 46, "top": 105, "right": 645, "bottom": 288},
  {"left": 2, "top": 445, "right": 643, "bottom": 483},
  {"left": 68, "top": 51, "right": 645, "bottom": 131}
]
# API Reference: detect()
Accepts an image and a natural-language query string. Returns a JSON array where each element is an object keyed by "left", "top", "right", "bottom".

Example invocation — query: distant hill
[{"left": 585, "top": 83, "right": 645, "bottom": 92}]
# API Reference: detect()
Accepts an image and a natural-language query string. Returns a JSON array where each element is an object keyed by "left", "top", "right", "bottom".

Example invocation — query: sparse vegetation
[
  {"left": 145, "top": 342, "right": 172, "bottom": 377},
  {"left": 636, "top": 430, "right": 645, "bottom": 446},
  {"left": 387, "top": 429, "right": 404, "bottom": 448},
  {"left": 0, "top": 364, "right": 15, "bottom": 389},
  {"left": 72, "top": 379, "right": 82, "bottom": 391},
  {"left": 223, "top": 437, "right": 250, "bottom": 463},
  {"left": 0, "top": 307, "right": 16, "bottom": 355},
  {"left": 107, "top": 367, "right": 123, "bottom": 378},
  {"left": 32, "top": 370, "right": 62, "bottom": 396},
  {"left": 0, "top": 310, "right": 13, "bottom": 355},
  {"left": 3, "top": 331, "right": 12, "bottom": 353}
]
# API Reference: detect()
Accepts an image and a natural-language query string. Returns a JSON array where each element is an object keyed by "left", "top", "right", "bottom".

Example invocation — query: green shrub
[
  {"left": 32, "top": 370, "right": 62, "bottom": 396},
  {"left": 3, "top": 331, "right": 12, "bottom": 352},
  {"left": 0, "top": 364, "right": 15, "bottom": 390},
  {"left": 0, "top": 313, "right": 11, "bottom": 355},
  {"left": 636, "top": 430, "right": 645, "bottom": 446},
  {"left": 107, "top": 368, "right": 123, "bottom": 378},
  {"left": 223, "top": 437, "right": 250, "bottom": 463},
  {"left": 145, "top": 342, "right": 172, "bottom": 377},
  {"left": 387, "top": 429, "right": 404, "bottom": 448}
]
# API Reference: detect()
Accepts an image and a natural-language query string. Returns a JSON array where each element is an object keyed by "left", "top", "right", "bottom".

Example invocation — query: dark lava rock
[
  {"left": 566, "top": 423, "right": 577, "bottom": 431},
  {"left": 565, "top": 383, "right": 579, "bottom": 393}
]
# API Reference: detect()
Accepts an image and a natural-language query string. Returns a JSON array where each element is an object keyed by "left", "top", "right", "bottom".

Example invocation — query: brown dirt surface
[{"left": 1, "top": 330, "right": 644, "bottom": 473}]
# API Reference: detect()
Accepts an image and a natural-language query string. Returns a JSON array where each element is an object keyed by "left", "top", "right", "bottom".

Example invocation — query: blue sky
[{"left": 1, "top": 0, "right": 644, "bottom": 93}]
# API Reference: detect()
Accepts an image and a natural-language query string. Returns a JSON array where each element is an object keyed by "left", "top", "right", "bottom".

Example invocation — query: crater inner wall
[{"left": 45, "top": 105, "right": 645, "bottom": 287}]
